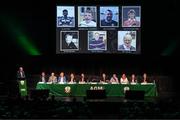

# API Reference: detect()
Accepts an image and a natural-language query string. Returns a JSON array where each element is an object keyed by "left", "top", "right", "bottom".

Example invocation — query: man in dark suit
[
  {"left": 40, "top": 72, "right": 48, "bottom": 82},
  {"left": 16, "top": 67, "right": 27, "bottom": 97},
  {"left": 17, "top": 67, "right": 26, "bottom": 80}
]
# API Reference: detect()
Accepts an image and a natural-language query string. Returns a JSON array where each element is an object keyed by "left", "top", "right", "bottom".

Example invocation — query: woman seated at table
[
  {"left": 130, "top": 74, "right": 137, "bottom": 84},
  {"left": 120, "top": 73, "right": 129, "bottom": 84},
  {"left": 110, "top": 74, "right": 119, "bottom": 84},
  {"left": 48, "top": 72, "right": 57, "bottom": 83},
  {"left": 79, "top": 73, "right": 86, "bottom": 84},
  {"left": 68, "top": 73, "right": 76, "bottom": 84},
  {"left": 141, "top": 73, "right": 148, "bottom": 84},
  {"left": 100, "top": 73, "right": 109, "bottom": 83}
]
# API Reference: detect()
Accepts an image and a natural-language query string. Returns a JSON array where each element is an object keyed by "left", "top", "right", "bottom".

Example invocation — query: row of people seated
[{"left": 39, "top": 72, "right": 153, "bottom": 84}]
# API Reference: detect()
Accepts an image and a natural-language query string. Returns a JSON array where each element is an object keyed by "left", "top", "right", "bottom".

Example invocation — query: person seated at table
[
  {"left": 48, "top": 72, "right": 57, "bottom": 83},
  {"left": 110, "top": 74, "right": 119, "bottom": 83},
  {"left": 79, "top": 73, "right": 86, "bottom": 84},
  {"left": 141, "top": 73, "right": 148, "bottom": 84},
  {"left": 58, "top": 72, "right": 67, "bottom": 84},
  {"left": 40, "top": 72, "right": 48, "bottom": 82},
  {"left": 100, "top": 73, "right": 109, "bottom": 83},
  {"left": 130, "top": 74, "right": 137, "bottom": 84},
  {"left": 120, "top": 73, "right": 129, "bottom": 84},
  {"left": 68, "top": 73, "right": 76, "bottom": 83}
]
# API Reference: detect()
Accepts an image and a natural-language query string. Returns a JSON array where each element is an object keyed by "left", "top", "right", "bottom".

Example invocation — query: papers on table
[
  {"left": 46, "top": 82, "right": 52, "bottom": 84},
  {"left": 79, "top": 82, "right": 86, "bottom": 84},
  {"left": 141, "top": 83, "right": 154, "bottom": 85},
  {"left": 38, "top": 82, "right": 45, "bottom": 84},
  {"left": 101, "top": 82, "right": 108, "bottom": 84},
  {"left": 90, "top": 82, "right": 98, "bottom": 84},
  {"left": 121, "top": 83, "right": 128, "bottom": 85},
  {"left": 58, "top": 82, "right": 66, "bottom": 84},
  {"left": 68, "top": 82, "right": 76, "bottom": 84},
  {"left": 37, "top": 82, "right": 154, "bottom": 85},
  {"left": 111, "top": 82, "right": 119, "bottom": 84},
  {"left": 130, "top": 82, "right": 137, "bottom": 85}
]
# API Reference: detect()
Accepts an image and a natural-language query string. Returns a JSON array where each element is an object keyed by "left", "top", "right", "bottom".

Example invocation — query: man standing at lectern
[
  {"left": 17, "top": 67, "right": 26, "bottom": 80},
  {"left": 16, "top": 66, "right": 27, "bottom": 97}
]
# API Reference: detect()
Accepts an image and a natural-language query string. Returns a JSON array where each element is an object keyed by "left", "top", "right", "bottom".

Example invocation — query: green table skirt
[{"left": 36, "top": 83, "right": 158, "bottom": 97}]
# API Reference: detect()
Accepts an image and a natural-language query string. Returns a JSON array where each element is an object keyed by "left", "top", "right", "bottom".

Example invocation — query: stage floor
[{"left": 52, "top": 96, "right": 158, "bottom": 103}]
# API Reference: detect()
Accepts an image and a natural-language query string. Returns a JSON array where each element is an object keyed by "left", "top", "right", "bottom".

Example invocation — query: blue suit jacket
[{"left": 58, "top": 76, "right": 67, "bottom": 83}]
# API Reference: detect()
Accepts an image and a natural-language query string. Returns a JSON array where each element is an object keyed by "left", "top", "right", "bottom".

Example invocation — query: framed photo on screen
[
  {"left": 88, "top": 31, "right": 107, "bottom": 51},
  {"left": 100, "top": 6, "right": 119, "bottom": 27},
  {"left": 60, "top": 31, "right": 79, "bottom": 51},
  {"left": 57, "top": 6, "right": 75, "bottom": 27},
  {"left": 78, "top": 6, "right": 97, "bottom": 27}
]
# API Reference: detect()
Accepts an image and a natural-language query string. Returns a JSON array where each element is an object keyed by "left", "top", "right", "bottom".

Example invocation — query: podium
[{"left": 18, "top": 80, "right": 27, "bottom": 96}]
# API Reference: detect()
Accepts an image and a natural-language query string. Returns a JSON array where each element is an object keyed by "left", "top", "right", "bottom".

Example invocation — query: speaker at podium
[
  {"left": 125, "top": 90, "right": 145, "bottom": 100},
  {"left": 86, "top": 90, "right": 106, "bottom": 99}
]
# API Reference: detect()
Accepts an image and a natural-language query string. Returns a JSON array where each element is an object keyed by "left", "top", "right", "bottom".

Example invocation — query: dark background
[
  {"left": 0, "top": 0, "right": 179, "bottom": 96},
  {"left": 1, "top": 0, "right": 178, "bottom": 56}
]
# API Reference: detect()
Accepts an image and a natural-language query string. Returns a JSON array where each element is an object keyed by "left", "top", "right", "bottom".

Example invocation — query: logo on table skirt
[
  {"left": 20, "top": 80, "right": 24, "bottom": 85},
  {"left": 65, "top": 86, "right": 71, "bottom": 94},
  {"left": 90, "top": 86, "right": 104, "bottom": 90},
  {"left": 20, "top": 89, "right": 26, "bottom": 91},
  {"left": 124, "top": 86, "right": 130, "bottom": 93}
]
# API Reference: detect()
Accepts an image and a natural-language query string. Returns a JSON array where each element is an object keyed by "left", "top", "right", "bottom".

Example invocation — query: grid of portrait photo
[{"left": 56, "top": 6, "right": 141, "bottom": 54}]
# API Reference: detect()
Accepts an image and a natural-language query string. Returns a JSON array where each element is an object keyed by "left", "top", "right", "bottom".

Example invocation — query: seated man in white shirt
[
  {"left": 120, "top": 73, "right": 129, "bottom": 84},
  {"left": 79, "top": 9, "right": 96, "bottom": 27}
]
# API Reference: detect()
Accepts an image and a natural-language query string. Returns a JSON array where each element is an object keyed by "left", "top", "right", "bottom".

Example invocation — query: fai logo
[
  {"left": 20, "top": 80, "right": 24, "bottom": 85},
  {"left": 64, "top": 86, "right": 71, "bottom": 94},
  {"left": 124, "top": 86, "right": 130, "bottom": 93}
]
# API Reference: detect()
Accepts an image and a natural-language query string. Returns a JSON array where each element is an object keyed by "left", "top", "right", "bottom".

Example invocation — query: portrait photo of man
[
  {"left": 57, "top": 6, "right": 75, "bottom": 27},
  {"left": 118, "top": 31, "right": 136, "bottom": 51},
  {"left": 78, "top": 6, "right": 97, "bottom": 27},
  {"left": 88, "top": 31, "right": 107, "bottom": 50},
  {"left": 100, "top": 6, "right": 119, "bottom": 27},
  {"left": 60, "top": 31, "right": 79, "bottom": 51},
  {"left": 122, "top": 6, "right": 141, "bottom": 27}
]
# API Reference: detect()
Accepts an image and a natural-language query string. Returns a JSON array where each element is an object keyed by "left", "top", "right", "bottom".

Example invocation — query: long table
[{"left": 36, "top": 83, "right": 158, "bottom": 97}]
